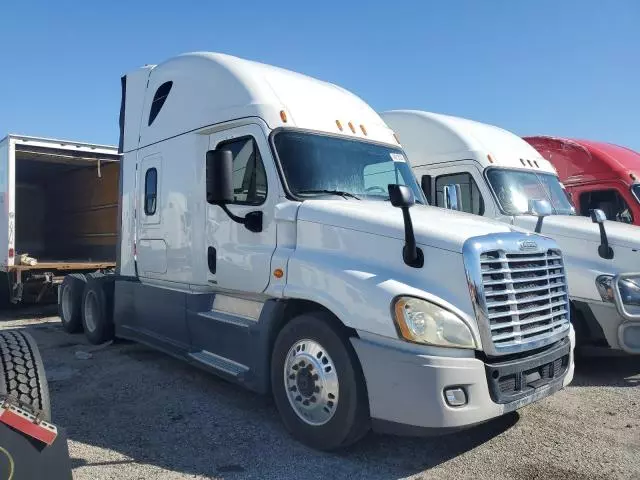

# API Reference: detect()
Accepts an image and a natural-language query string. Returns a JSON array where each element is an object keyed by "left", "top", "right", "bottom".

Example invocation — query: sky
[{"left": 0, "top": 1, "right": 638, "bottom": 150}]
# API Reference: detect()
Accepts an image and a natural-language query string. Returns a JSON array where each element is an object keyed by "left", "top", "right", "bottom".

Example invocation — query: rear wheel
[
  {"left": 271, "top": 312, "right": 370, "bottom": 450},
  {"left": 0, "top": 330, "right": 51, "bottom": 421},
  {"left": 58, "top": 274, "right": 87, "bottom": 333},
  {"left": 81, "top": 278, "right": 114, "bottom": 345}
]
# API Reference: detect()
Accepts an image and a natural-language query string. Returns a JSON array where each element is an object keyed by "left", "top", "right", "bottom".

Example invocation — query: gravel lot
[{"left": 1, "top": 306, "right": 639, "bottom": 480}]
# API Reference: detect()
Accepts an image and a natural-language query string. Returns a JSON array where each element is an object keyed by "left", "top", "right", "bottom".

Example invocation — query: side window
[
  {"left": 579, "top": 189, "right": 633, "bottom": 224},
  {"left": 144, "top": 168, "right": 157, "bottom": 215},
  {"left": 148, "top": 81, "right": 173, "bottom": 126},
  {"left": 435, "top": 172, "right": 484, "bottom": 215},
  {"left": 363, "top": 161, "right": 404, "bottom": 192},
  {"left": 218, "top": 137, "right": 267, "bottom": 205}
]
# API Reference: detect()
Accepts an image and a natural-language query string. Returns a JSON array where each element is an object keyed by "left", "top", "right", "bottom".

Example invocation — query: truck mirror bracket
[
  {"left": 220, "top": 205, "right": 263, "bottom": 233},
  {"left": 388, "top": 184, "right": 424, "bottom": 268},
  {"left": 591, "top": 209, "right": 613, "bottom": 259}
]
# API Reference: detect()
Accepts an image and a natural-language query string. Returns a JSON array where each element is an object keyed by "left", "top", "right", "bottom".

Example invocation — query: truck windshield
[
  {"left": 486, "top": 168, "right": 575, "bottom": 215},
  {"left": 273, "top": 131, "right": 425, "bottom": 203}
]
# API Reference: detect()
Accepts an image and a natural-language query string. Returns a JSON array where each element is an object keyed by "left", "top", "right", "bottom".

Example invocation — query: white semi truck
[
  {"left": 382, "top": 110, "right": 640, "bottom": 355},
  {"left": 59, "top": 53, "right": 574, "bottom": 449},
  {"left": 0, "top": 135, "right": 120, "bottom": 305}
]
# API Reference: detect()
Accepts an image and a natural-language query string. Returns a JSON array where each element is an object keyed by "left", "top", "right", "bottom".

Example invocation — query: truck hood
[
  {"left": 512, "top": 215, "right": 640, "bottom": 250},
  {"left": 298, "top": 200, "right": 519, "bottom": 253}
]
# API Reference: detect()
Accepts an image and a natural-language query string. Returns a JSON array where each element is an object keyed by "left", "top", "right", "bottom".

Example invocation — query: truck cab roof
[
  {"left": 523, "top": 136, "right": 640, "bottom": 186},
  {"left": 121, "top": 52, "right": 397, "bottom": 153},
  {"left": 381, "top": 110, "right": 557, "bottom": 175}
]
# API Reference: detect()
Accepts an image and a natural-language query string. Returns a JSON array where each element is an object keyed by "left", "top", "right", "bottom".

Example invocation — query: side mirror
[
  {"left": 389, "top": 184, "right": 415, "bottom": 208},
  {"left": 590, "top": 209, "right": 607, "bottom": 224},
  {"left": 420, "top": 175, "right": 432, "bottom": 204},
  {"left": 443, "top": 184, "right": 462, "bottom": 211},
  {"left": 388, "top": 184, "right": 423, "bottom": 268},
  {"left": 206, "top": 149, "right": 263, "bottom": 233},
  {"left": 206, "top": 149, "right": 233, "bottom": 205},
  {"left": 591, "top": 209, "right": 613, "bottom": 259},
  {"left": 528, "top": 199, "right": 552, "bottom": 233}
]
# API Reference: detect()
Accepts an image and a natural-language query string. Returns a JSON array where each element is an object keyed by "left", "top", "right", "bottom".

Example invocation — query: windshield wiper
[{"left": 297, "top": 189, "right": 361, "bottom": 200}]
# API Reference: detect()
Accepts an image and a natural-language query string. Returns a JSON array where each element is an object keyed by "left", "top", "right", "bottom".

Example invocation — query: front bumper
[
  {"left": 351, "top": 330, "right": 574, "bottom": 434},
  {"left": 585, "top": 301, "right": 640, "bottom": 354}
]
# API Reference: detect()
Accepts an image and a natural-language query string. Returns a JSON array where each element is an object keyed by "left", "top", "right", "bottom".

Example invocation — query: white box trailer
[{"left": 0, "top": 135, "right": 120, "bottom": 304}]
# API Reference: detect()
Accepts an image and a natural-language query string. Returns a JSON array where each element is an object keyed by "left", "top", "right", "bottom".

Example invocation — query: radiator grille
[{"left": 480, "top": 249, "right": 570, "bottom": 349}]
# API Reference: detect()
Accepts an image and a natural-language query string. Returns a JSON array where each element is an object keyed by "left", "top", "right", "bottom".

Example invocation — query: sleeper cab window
[
  {"left": 144, "top": 168, "right": 158, "bottom": 215},
  {"left": 217, "top": 137, "right": 267, "bottom": 205},
  {"left": 148, "top": 81, "right": 173, "bottom": 126}
]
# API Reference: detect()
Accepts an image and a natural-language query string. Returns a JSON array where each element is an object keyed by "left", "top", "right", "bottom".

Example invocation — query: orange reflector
[
  {"left": 631, "top": 173, "right": 637, "bottom": 180},
  {"left": 280, "top": 110, "right": 287, "bottom": 123},
  {"left": 360, "top": 124, "right": 367, "bottom": 136},
  {"left": 348, "top": 122, "right": 356, "bottom": 133},
  {"left": 273, "top": 268, "right": 284, "bottom": 279},
  {"left": 393, "top": 133, "right": 400, "bottom": 144},
  {"left": 336, "top": 120, "right": 343, "bottom": 131},
  {"left": 8, "top": 248, "right": 13, "bottom": 258},
  {"left": 487, "top": 154, "right": 494, "bottom": 163}
]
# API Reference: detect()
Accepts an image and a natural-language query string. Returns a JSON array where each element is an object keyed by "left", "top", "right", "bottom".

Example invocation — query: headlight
[
  {"left": 393, "top": 297, "right": 476, "bottom": 349},
  {"left": 596, "top": 275, "right": 615, "bottom": 303},
  {"left": 596, "top": 274, "right": 640, "bottom": 306}
]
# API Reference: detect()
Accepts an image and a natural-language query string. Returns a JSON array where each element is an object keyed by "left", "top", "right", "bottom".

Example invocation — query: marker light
[
  {"left": 487, "top": 154, "right": 494, "bottom": 163},
  {"left": 348, "top": 122, "right": 356, "bottom": 133},
  {"left": 631, "top": 173, "right": 637, "bottom": 181},
  {"left": 360, "top": 124, "right": 367, "bottom": 136},
  {"left": 336, "top": 120, "right": 343, "bottom": 131},
  {"left": 393, "top": 132, "right": 400, "bottom": 144},
  {"left": 280, "top": 110, "right": 287, "bottom": 123}
]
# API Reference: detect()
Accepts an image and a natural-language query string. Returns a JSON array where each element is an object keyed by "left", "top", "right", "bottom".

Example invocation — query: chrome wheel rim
[
  {"left": 283, "top": 339, "right": 339, "bottom": 426},
  {"left": 61, "top": 285, "right": 73, "bottom": 322},
  {"left": 84, "top": 291, "right": 99, "bottom": 333}
]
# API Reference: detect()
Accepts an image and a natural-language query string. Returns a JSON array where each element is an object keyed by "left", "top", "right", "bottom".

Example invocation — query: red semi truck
[{"left": 524, "top": 136, "right": 640, "bottom": 226}]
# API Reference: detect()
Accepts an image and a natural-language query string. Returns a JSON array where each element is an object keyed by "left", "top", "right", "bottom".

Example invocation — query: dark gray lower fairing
[{"left": 113, "top": 278, "right": 285, "bottom": 394}]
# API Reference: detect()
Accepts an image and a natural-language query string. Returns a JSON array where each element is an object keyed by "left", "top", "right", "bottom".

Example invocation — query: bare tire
[
  {"left": 81, "top": 278, "right": 114, "bottom": 345},
  {"left": 271, "top": 312, "right": 370, "bottom": 450},
  {"left": 58, "top": 273, "right": 87, "bottom": 333},
  {"left": 0, "top": 330, "right": 51, "bottom": 421}
]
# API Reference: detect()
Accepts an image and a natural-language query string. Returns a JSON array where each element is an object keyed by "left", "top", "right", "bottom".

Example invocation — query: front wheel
[{"left": 271, "top": 312, "right": 370, "bottom": 450}]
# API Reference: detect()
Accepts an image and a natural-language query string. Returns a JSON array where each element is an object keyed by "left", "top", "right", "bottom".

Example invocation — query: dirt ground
[{"left": 2, "top": 306, "right": 639, "bottom": 480}]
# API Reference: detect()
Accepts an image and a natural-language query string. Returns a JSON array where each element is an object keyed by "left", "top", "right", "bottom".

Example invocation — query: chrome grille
[{"left": 479, "top": 249, "right": 570, "bottom": 349}]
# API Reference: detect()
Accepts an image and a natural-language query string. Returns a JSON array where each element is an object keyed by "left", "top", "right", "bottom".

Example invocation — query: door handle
[{"left": 208, "top": 247, "right": 216, "bottom": 274}]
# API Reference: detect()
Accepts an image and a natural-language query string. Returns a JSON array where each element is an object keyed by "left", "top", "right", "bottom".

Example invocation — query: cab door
[{"left": 205, "top": 124, "right": 278, "bottom": 293}]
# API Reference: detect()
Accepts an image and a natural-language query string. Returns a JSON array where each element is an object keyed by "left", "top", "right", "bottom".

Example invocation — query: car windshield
[
  {"left": 486, "top": 168, "right": 575, "bottom": 215},
  {"left": 632, "top": 184, "right": 640, "bottom": 203},
  {"left": 273, "top": 131, "right": 425, "bottom": 203}
]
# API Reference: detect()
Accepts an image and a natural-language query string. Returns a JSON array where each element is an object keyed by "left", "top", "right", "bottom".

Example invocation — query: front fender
[{"left": 284, "top": 221, "right": 481, "bottom": 344}]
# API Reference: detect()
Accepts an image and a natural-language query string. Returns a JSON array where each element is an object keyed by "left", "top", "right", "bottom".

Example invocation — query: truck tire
[
  {"left": 58, "top": 273, "right": 87, "bottom": 333},
  {"left": 81, "top": 277, "right": 114, "bottom": 345},
  {"left": 0, "top": 330, "right": 51, "bottom": 421},
  {"left": 271, "top": 312, "right": 370, "bottom": 450}
]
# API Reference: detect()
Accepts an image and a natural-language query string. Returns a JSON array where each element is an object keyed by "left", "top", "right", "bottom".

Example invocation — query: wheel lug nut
[
  {"left": 314, "top": 386, "right": 320, "bottom": 393},
  {"left": 310, "top": 396, "right": 316, "bottom": 403},
  {"left": 312, "top": 374, "right": 319, "bottom": 381},
  {"left": 295, "top": 396, "right": 302, "bottom": 402},
  {"left": 299, "top": 361, "right": 306, "bottom": 367},
  {"left": 290, "top": 386, "right": 297, "bottom": 392},
  {"left": 302, "top": 400, "right": 310, "bottom": 406},
  {"left": 289, "top": 374, "right": 295, "bottom": 380}
]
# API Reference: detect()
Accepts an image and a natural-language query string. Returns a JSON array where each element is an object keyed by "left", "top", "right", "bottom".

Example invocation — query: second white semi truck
[
  {"left": 59, "top": 53, "right": 574, "bottom": 449},
  {"left": 382, "top": 110, "right": 640, "bottom": 355}
]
